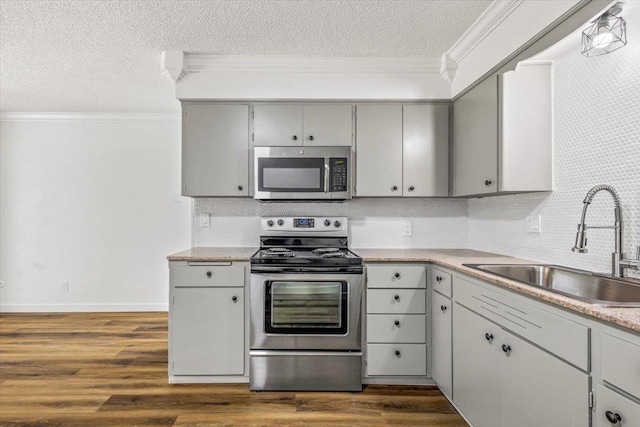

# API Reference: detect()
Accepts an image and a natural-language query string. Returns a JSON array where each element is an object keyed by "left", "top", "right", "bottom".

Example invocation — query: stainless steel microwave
[{"left": 253, "top": 146, "right": 352, "bottom": 201}]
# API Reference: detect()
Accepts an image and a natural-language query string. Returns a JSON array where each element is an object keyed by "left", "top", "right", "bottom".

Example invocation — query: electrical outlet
[
  {"left": 198, "top": 213, "right": 210, "bottom": 227},
  {"left": 0, "top": 280, "right": 5, "bottom": 288},
  {"left": 62, "top": 281, "right": 69, "bottom": 292},
  {"left": 403, "top": 221, "right": 413, "bottom": 237},
  {"left": 526, "top": 215, "right": 542, "bottom": 234}
]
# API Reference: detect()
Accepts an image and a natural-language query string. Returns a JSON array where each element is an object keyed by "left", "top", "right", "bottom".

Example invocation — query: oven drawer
[
  {"left": 367, "top": 343, "right": 427, "bottom": 376},
  {"left": 171, "top": 263, "right": 245, "bottom": 288},
  {"left": 366, "top": 314, "right": 426, "bottom": 343},
  {"left": 366, "top": 265, "right": 426, "bottom": 289},
  {"left": 367, "top": 289, "right": 426, "bottom": 314}
]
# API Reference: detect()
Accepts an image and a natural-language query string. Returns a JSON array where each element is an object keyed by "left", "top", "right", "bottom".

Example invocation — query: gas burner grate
[
  {"left": 312, "top": 248, "right": 341, "bottom": 255},
  {"left": 321, "top": 252, "right": 347, "bottom": 258}
]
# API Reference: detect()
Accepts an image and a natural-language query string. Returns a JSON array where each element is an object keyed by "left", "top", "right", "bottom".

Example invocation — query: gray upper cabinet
[
  {"left": 253, "top": 104, "right": 353, "bottom": 146},
  {"left": 355, "top": 104, "right": 403, "bottom": 197},
  {"left": 356, "top": 104, "right": 449, "bottom": 197},
  {"left": 452, "top": 63, "right": 552, "bottom": 197},
  {"left": 182, "top": 103, "right": 249, "bottom": 197},
  {"left": 403, "top": 104, "right": 449, "bottom": 197}
]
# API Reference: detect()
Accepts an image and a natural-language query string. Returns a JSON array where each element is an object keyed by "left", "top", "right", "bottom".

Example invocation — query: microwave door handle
[{"left": 324, "top": 163, "right": 330, "bottom": 193}]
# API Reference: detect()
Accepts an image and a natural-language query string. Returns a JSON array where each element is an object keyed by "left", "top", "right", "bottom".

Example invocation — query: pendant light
[{"left": 581, "top": 2, "right": 627, "bottom": 57}]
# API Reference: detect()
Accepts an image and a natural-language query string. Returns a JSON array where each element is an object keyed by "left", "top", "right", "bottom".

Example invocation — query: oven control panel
[{"left": 261, "top": 217, "right": 348, "bottom": 234}]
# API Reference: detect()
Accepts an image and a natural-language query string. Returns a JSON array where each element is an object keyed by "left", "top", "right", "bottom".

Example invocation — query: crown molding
[
  {"left": 184, "top": 55, "right": 442, "bottom": 74},
  {"left": 440, "top": 53, "right": 458, "bottom": 83},
  {"left": 447, "top": 0, "right": 525, "bottom": 63},
  {"left": 0, "top": 113, "right": 180, "bottom": 123},
  {"left": 161, "top": 50, "right": 186, "bottom": 82}
]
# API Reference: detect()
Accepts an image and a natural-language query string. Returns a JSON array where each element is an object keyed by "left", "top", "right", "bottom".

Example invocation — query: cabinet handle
[
  {"left": 394, "top": 295, "right": 400, "bottom": 302},
  {"left": 485, "top": 333, "right": 493, "bottom": 342},
  {"left": 440, "top": 305, "right": 447, "bottom": 312},
  {"left": 232, "top": 296, "right": 238, "bottom": 303},
  {"left": 408, "top": 186, "right": 415, "bottom": 191},
  {"left": 308, "top": 135, "right": 314, "bottom": 141},
  {"left": 392, "top": 185, "right": 398, "bottom": 191},
  {"left": 605, "top": 411, "right": 622, "bottom": 424},
  {"left": 394, "top": 272, "right": 401, "bottom": 279},
  {"left": 436, "top": 276, "right": 442, "bottom": 282},
  {"left": 292, "top": 135, "right": 298, "bottom": 141},
  {"left": 206, "top": 271, "right": 212, "bottom": 278},
  {"left": 394, "top": 320, "right": 400, "bottom": 327},
  {"left": 485, "top": 179, "right": 493, "bottom": 186},
  {"left": 237, "top": 185, "right": 243, "bottom": 191},
  {"left": 502, "top": 344, "right": 511, "bottom": 355},
  {"left": 394, "top": 350, "right": 401, "bottom": 357}
]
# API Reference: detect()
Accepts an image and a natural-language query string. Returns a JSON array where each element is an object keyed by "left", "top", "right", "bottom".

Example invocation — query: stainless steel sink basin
[{"left": 463, "top": 264, "right": 640, "bottom": 307}]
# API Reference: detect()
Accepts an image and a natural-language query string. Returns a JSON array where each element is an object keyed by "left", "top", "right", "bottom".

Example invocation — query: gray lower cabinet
[
  {"left": 453, "top": 302, "right": 589, "bottom": 427},
  {"left": 169, "top": 262, "right": 246, "bottom": 380},
  {"left": 181, "top": 103, "right": 250, "bottom": 197},
  {"left": 431, "top": 290, "right": 452, "bottom": 399}
]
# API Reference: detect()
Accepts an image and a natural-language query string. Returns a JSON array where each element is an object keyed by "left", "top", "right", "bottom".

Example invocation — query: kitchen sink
[{"left": 463, "top": 264, "right": 640, "bottom": 307}]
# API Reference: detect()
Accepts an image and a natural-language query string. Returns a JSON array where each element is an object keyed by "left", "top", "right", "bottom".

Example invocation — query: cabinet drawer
[
  {"left": 601, "top": 332, "right": 640, "bottom": 399},
  {"left": 596, "top": 384, "right": 640, "bottom": 427},
  {"left": 367, "top": 344, "right": 426, "bottom": 376},
  {"left": 454, "top": 275, "right": 589, "bottom": 371},
  {"left": 366, "top": 265, "right": 426, "bottom": 289},
  {"left": 367, "top": 314, "right": 426, "bottom": 343},
  {"left": 171, "top": 263, "right": 245, "bottom": 287},
  {"left": 432, "top": 268, "right": 452, "bottom": 297},
  {"left": 367, "top": 289, "right": 426, "bottom": 314}
]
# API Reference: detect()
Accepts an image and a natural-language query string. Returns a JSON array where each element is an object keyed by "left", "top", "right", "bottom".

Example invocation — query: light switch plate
[
  {"left": 526, "top": 215, "right": 542, "bottom": 233},
  {"left": 403, "top": 221, "right": 413, "bottom": 237}
]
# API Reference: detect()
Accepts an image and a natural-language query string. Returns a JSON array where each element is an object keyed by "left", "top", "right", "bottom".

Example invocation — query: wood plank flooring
[{"left": 0, "top": 312, "right": 467, "bottom": 426}]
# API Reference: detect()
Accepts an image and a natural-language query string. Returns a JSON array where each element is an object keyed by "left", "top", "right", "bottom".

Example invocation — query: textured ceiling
[{"left": 0, "top": 0, "right": 491, "bottom": 113}]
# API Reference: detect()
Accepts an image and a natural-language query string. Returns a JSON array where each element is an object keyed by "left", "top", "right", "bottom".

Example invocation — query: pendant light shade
[{"left": 582, "top": 3, "right": 627, "bottom": 57}]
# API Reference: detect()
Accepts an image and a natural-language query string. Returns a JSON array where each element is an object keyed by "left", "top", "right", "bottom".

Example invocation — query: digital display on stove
[{"left": 294, "top": 218, "right": 315, "bottom": 228}]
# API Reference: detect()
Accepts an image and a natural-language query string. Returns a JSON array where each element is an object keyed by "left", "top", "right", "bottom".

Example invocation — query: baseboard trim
[{"left": 0, "top": 303, "right": 169, "bottom": 313}]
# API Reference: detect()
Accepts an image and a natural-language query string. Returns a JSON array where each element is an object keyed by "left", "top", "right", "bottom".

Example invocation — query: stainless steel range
[{"left": 250, "top": 216, "right": 363, "bottom": 391}]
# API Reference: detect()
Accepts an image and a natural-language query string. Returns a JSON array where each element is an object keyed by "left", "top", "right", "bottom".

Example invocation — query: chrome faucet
[{"left": 572, "top": 184, "right": 640, "bottom": 277}]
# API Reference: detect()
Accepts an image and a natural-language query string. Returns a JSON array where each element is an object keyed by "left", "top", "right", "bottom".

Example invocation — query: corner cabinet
[
  {"left": 452, "top": 63, "right": 552, "bottom": 197},
  {"left": 168, "top": 261, "right": 248, "bottom": 382},
  {"left": 252, "top": 104, "right": 353, "bottom": 146},
  {"left": 430, "top": 267, "right": 452, "bottom": 399},
  {"left": 182, "top": 103, "right": 250, "bottom": 197},
  {"left": 356, "top": 104, "right": 449, "bottom": 197}
]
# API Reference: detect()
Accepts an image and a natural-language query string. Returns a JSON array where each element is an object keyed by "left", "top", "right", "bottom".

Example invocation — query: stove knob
[
  {"left": 334, "top": 220, "right": 342, "bottom": 228},
  {"left": 324, "top": 219, "right": 331, "bottom": 227},
  {"left": 277, "top": 219, "right": 284, "bottom": 226},
  {"left": 267, "top": 220, "right": 274, "bottom": 227}
]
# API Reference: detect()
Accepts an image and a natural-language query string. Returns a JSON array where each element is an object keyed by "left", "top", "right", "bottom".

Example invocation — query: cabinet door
[
  {"left": 453, "top": 303, "right": 501, "bottom": 427},
  {"left": 302, "top": 104, "right": 353, "bottom": 146},
  {"left": 500, "top": 330, "right": 590, "bottom": 427},
  {"left": 595, "top": 384, "right": 640, "bottom": 427},
  {"left": 182, "top": 104, "right": 249, "bottom": 196},
  {"left": 253, "top": 105, "right": 303, "bottom": 146},
  {"left": 403, "top": 104, "right": 449, "bottom": 197},
  {"left": 171, "top": 287, "right": 244, "bottom": 375},
  {"left": 431, "top": 291, "right": 452, "bottom": 399},
  {"left": 355, "top": 104, "right": 403, "bottom": 196},
  {"left": 452, "top": 76, "right": 498, "bottom": 196}
]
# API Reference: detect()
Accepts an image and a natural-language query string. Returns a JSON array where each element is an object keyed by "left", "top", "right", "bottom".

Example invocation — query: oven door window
[
  {"left": 265, "top": 281, "right": 348, "bottom": 335},
  {"left": 257, "top": 157, "right": 325, "bottom": 192}
]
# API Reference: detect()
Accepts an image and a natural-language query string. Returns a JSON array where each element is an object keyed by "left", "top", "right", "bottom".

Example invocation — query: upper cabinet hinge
[
  {"left": 252, "top": 132, "right": 255, "bottom": 142},
  {"left": 588, "top": 391, "right": 594, "bottom": 409},
  {"left": 172, "top": 295, "right": 175, "bottom": 304},
  {"left": 183, "top": 109, "right": 186, "bottom": 118},
  {"left": 252, "top": 110, "right": 254, "bottom": 119}
]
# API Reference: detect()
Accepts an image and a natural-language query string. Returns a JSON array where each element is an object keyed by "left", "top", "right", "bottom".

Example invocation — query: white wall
[
  {"left": 0, "top": 114, "right": 191, "bottom": 311},
  {"left": 468, "top": 3, "right": 640, "bottom": 279}
]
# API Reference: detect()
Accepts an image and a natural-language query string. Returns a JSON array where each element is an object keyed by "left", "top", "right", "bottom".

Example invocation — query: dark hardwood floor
[{"left": 0, "top": 312, "right": 467, "bottom": 426}]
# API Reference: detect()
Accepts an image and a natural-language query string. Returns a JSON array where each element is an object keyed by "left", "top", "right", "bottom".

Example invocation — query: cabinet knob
[
  {"left": 394, "top": 320, "right": 400, "bottom": 327},
  {"left": 440, "top": 305, "right": 447, "bottom": 312},
  {"left": 485, "top": 333, "right": 493, "bottom": 342},
  {"left": 237, "top": 185, "right": 243, "bottom": 191},
  {"left": 292, "top": 135, "right": 298, "bottom": 141},
  {"left": 392, "top": 185, "right": 398, "bottom": 191},
  {"left": 206, "top": 271, "right": 212, "bottom": 278},
  {"left": 605, "top": 411, "right": 622, "bottom": 424},
  {"left": 408, "top": 186, "right": 415, "bottom": 191},
  {"left": 502, "top": 344, "right": 511, "bottom": 355},
  {"left": 394, "top": 350, "right": 401, "bottom": 357},
  {"left": 232, "top": 295, "right": 238, "bottom": 303},
  {"left": 308, "top": 135, "right": 314, "bottom": 141},
  {"left": 485, "top": 180, "right": 493, "bottom": 186},
  {"left": 436, "top": 276, "right": 442, "bottom": 282},
  {"left": 394, "top": 272, "right": 401, "bottom": 279},
  {"left": 394, "top": 295, "right": 400, "bottom": 302}
]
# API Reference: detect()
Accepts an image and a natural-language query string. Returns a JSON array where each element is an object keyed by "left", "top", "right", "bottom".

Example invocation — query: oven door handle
[
  {"left": 251, "top": 266, "right": 364, "bottom": 274},
  {"left": 250, "top": 350, "right": 363, "bottom": 357},
  {"left": 324, "top": 162, "right": 330, "bottom": 193}
]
